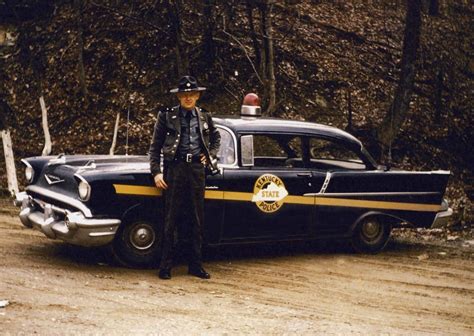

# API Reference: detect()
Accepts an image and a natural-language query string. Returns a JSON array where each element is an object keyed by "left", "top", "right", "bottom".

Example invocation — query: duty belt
[{"left": 175, "top": 153, "right": 202, "bottom": 163}]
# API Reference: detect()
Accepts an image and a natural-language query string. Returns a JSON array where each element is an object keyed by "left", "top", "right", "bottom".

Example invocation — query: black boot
[
  {"left": 158, "top": 268, "right": 172, "bottom": 280},
  {"left": 188, "top": 266, "right": 210, "bottom": 279}
]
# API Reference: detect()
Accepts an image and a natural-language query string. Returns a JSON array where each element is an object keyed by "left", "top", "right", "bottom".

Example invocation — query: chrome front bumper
[{"left": 15, "top": 192, "right": 120, "bottom": 247}]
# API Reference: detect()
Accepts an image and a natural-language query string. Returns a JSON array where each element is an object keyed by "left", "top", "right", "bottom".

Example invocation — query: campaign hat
[{"left": 170, "top": 76, "right": 206, "bottom": 93}]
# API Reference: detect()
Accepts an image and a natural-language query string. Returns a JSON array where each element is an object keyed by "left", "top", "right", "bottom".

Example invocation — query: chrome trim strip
[
  {"left": 241, "top": 105, "right": 262, "bottom": 118},
  {"left": 74, "top": 173, "right": 91, "bottom": 202},
  {"left": 431, "top": 207, "right": 453, "bottom": 228},
  {"left": 26, "top": 185, "right": 92, "bottom": 217},
  {"left": 47, "top": 154, "right": 66, "bottom": 166},
  {"left": 45, "top": 174, "right": 65, "bottom": 185},
  {"left": 21, "top": 159, "right": 34, "bottom": 184},
  {"left": 304, "top": 191, "right": 440, "bottom": 197},
  {"left": 240, "top": 134, "right": 254, "bottom": 167},
  {"left": 318, "top": 172, "right": 332, "bottom": 194},
  {"left": 216, "top": 125, "right": 238, "bottom": 168},
  {"left": 89, "top": 232, "right": 116, "bottom": 237},
  {"left": 21, "top": 158, "right": 32, "bottom": 169}
]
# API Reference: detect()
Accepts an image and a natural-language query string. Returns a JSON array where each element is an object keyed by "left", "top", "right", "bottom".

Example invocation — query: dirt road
[{"left": 0, "top": 207, "right": 473, "bottom": 335}]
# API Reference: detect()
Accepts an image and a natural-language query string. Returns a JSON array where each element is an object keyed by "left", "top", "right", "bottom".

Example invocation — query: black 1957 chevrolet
[{"left": 14, "top": 109, "right": 453, "bottom": 267}]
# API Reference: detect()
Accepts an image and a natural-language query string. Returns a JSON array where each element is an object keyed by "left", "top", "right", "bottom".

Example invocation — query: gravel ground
[{"left": 0, "top": 201, "right": 473, "bottom": 335}]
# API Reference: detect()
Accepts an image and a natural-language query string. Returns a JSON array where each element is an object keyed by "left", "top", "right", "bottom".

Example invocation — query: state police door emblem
[{"left": 251, "top": 174, "right": 288, "bottom": 213}]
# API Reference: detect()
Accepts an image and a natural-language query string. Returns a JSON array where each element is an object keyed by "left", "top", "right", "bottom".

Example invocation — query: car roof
[{"left": 213, "top": 116, "right": 362, "bottom": 148}]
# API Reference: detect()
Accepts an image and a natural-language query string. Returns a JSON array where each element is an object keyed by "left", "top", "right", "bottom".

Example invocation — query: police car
[{"left": 14, "top": 104, "right": 452, "bottom": 267}]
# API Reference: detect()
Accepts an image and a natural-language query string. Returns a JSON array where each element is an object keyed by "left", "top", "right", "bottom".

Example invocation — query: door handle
[{"left": 297, "top": 173, "right": 312, "bottom": 177}]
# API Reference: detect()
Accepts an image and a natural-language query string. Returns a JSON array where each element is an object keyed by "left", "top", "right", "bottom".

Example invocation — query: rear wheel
[
  {"left": 112, "top": 219, "right": 161, "bottom": 268},
  {"left": 351, "top": 216, "right": 391, "bottom": 254}
]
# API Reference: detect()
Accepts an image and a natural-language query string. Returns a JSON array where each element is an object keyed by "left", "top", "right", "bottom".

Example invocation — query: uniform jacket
[{"left": 149, "top": 105, "right": 221, "bottom": 177}]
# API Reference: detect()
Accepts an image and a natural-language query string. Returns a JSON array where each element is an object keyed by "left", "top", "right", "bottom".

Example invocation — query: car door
[
  {"left": 220, "top": 133, "right": 323, "bottom": 241},
  {"left": 202, "top": 126, "right": 236, "bottom": 244},
  {"left": 304, "top": 136, "right": 376, "bottom": 236}
]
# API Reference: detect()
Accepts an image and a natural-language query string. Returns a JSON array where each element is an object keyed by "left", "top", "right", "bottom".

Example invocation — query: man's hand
[
  {"left": 154, "top": 174, "right": 168, "bottom": 190},
  {"left": 200, "top": 154, "right": 208, "bottom": 165}
]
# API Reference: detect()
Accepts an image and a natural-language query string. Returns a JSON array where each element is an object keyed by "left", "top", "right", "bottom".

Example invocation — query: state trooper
[{"left": 149, "top": 76, "right": 220, "bottom": 280}]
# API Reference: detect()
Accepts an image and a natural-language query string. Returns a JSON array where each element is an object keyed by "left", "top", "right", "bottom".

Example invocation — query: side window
[
  {"left": 216, "top": 127, "right": 236, "bottom": 165},
  {"left": 308, "top": 137, "right": 366, "bottom": 170},
  {"left": 252, "top": 134, "right": 302, "bottom": 168}
]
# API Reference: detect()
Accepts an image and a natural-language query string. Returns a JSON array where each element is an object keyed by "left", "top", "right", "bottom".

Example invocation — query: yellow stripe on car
[
  {"left": 113, "top": 184, "right": 441, "bottom": 212},
  {"left": 114, "top": 184, "right": 162, "bottom": 196},
  {"left": 314, "top": 197, "right": 441, "bottom": 212}
]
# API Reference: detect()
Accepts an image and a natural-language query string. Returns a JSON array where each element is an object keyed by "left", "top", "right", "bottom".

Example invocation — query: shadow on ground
[{"left": 24, "top": 234, "right": 432, "bottom": 269}]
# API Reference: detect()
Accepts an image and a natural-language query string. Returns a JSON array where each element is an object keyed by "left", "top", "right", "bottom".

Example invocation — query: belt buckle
[{"left": 186, "top": 153, "right": 192, "bottom": 163}]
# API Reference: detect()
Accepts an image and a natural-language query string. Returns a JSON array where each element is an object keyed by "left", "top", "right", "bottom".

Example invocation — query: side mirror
[{"left": 240, "top": 135, "right": 254, "bottom": 167}]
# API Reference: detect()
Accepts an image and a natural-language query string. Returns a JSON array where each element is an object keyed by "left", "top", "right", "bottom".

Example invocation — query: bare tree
[
  {"left": 245, "top": 0, "right": 262, "bottom": 72},
  {"left": 245, "top": 0, "right": 277, "bottom": 115},
  {"left": 429, "top": 0, "right": 439, "bottom": 15},
  {"left": 433, "top": 66, "right": 444, "bottom": 123},
  {"left": 39, "top": 96, "right": 52, "bottom": 156},
  {"left": 74, "top": 0, "right": 88, "bottom": 100},
  {"left": 109, "top": 112, "right": 120, "bottom": 155},
  {"left": 377, "top": 0, "right": 422, "bottom": 156},
  {"left": 164, "top": 0, "right": 188, "bottom": 77},
  {"left": 202, "top": 0, "right": 216, "bottom": 71},
  {"left": 262, "top": 0, "right": 276, "bottom": 115},
  {"left": 0, "top": 95, "right": 18, "bottom": 196}
]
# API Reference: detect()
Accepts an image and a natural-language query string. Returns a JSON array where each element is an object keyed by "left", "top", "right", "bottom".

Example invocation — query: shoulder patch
[{"left": 158, "top": 107, "right": 173, "bottom": 114}]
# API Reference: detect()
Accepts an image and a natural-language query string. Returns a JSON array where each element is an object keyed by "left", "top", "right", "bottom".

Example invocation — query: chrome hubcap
[
  {"left": 362, "top": 220, "right": 381, "bottom": 240},
  {"left": 130, "top": 224, "right": 155, "bottom": 250}
]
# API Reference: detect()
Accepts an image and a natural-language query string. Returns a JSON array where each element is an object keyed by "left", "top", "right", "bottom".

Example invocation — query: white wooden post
[
  {"left": 109, "top": 112, "right": 120, "bottom": 155},
  {"left": 39, "top": 96, "right": 52, "bottom": 156},
  {"left": 1, "top": 129, "right": 19, "bottom": 196}
]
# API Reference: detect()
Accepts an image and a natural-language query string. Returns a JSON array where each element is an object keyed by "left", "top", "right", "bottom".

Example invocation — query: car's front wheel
[
  {"left": 351, "top": 216, "right": 391, "bottom": 254},
  {"left": 112, "top": 219, "right": 161, "bottom": 268}
]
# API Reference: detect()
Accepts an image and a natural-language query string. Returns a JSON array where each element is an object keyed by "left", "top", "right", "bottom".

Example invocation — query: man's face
[{"left": 177, "top": 91, "right": 200, "bottom": 110}]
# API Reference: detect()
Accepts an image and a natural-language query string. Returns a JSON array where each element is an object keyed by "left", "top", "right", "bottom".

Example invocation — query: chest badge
[{"left": 252, "top": 174, "right": 288, "bottom": 213}]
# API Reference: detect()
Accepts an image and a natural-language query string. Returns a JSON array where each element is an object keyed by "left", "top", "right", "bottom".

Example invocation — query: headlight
[
  {"left": 22, "top": 159, "right": 35, "bottom": 184},
  {"left": 25, "top": 166, "right": 34, "bottom": 183},
  {"left": 78, "top": 181, "right": 91, "bottom": 201}
]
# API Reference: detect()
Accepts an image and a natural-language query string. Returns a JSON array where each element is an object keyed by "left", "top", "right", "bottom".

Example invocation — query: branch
[
  {"left": 221, "top": 15, "right": 264, "bottom": 85},
  {"left": 59, "top": 35, "right": 77, "bottom": 61},
  {"left": 224, "top": 86, "right": 240, "bottom": 102}
]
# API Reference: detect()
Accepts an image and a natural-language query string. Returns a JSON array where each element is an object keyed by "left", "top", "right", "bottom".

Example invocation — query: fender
[
  {"left": 121, "top": 202, "right": 159, "bottom": 224},
  {"left": 350, "top": 211, "right": 403, "bottom": 232}
]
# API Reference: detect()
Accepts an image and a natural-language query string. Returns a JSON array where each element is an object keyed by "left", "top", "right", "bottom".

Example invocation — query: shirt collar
[{"left": 180, "top": 107, "right": 196, "bottom": 117}]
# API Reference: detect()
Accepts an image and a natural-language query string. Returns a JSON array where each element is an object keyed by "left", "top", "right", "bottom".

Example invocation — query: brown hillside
[{"left": 0, "top": 1, "right": 472, "bottom": 224}]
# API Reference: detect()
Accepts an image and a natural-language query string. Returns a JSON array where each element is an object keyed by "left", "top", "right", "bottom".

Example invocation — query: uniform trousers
[{"left": 159, "top": 160, "right": 205, "bottom": 270}]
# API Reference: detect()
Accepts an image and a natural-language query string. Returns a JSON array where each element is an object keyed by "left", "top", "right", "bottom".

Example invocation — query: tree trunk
[
  {"left": 74, "top": 0, "right": 88, "bottom": 100},
  {"left": 246, "top": 1, "right": 261, "bottom": 70},
  {"left": 1, "top": 129, "right": 19, "bottom": 196},
  {"left": 109, "top": 112, "right": 120, "bottom": 155},
  {"left": 346, "top": 87, "right": 353, "bottom": 131},
  {"left": 265, "top": 3, "right": 276, "bottom": 115},
  {"left": 166, "top": 0, "right": 188, "bottom": 77},
  {"left": 39, "top": 96, "right": 52, "bottom": 156},
  {"left": 429, "top": 0, "right": 439, "bottom": 15},
  {"left": 434, "top": 66, "right": 444, "bottom": 123},
  {"left": 377, "top": 0, "right": 422, "bottom": 152},
  {"left": 202, "top": 0, "right": 216, "bottom": 71},
  {"left": 261, "top": 1, "right": 276, "bottom": 115},
  {"left": 258, "top": 4, "right": 267, "bottom": 80}
]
